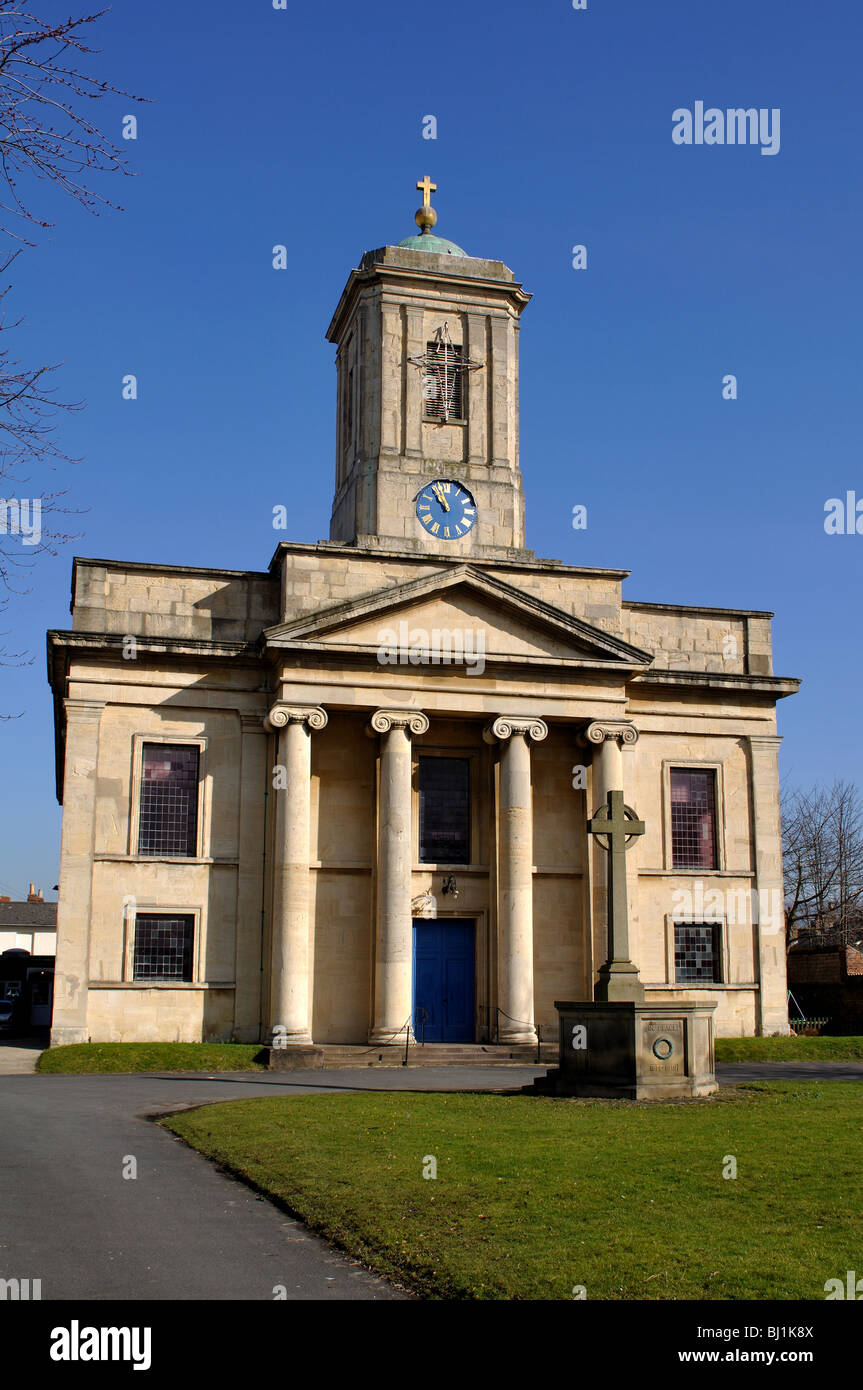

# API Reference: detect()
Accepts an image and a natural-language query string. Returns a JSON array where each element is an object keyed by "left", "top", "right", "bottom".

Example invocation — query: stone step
[{"left": 268, "top": 1042, "right": 559, "bottom": 1070}]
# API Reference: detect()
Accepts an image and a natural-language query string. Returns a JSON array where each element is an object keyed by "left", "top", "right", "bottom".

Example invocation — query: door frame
[{"left": 411, "top": 914, "right": 482, "bottom": 1044}]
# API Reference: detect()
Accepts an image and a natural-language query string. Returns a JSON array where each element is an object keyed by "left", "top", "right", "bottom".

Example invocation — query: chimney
[{"left": 27, "top": 883, "right": 43, "bottom": 903}]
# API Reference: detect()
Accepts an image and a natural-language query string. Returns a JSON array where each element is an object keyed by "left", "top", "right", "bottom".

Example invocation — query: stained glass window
[
  {"left": 671, "top": 769, "right": 717, "bottom": 869},
  {"left": 133, "top": 914, "right": 194, "bottom": 982},
  {"left": 419, "top": 757, "right": 470, "bottom": 864},
  {"left": 138, "top": 744, "right": 199, "bottom": 857},
  {"left": 674, "top": 924, "right": 720, "bottom": 983}
]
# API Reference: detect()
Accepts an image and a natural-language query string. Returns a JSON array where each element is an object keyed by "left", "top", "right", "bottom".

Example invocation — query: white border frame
[
  {"left": 662, "top": 759, "right": 726, "bottom": 874},
  {"left": 122, "top": 903, "right": 203, "bottom": 985},
  {"left": 128, "top": 733, "right": 210, "bottom": 861}
]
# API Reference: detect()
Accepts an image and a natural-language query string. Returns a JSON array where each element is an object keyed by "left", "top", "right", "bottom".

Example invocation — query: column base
[
  {"left": 368, "top": 1027, "right": 413, "bottom": 1046},
  {"left": 594, "top": 961, "right": 645, "bottom": 1003},
  {"left": 268, "top": 1043, "right": 325, "bottom": 1071},
  {"left": 499, "top": 1027, "right": 537, "bottom": 1045},
  {"left": 49, "top": 1025, "right": 88, "bottom": 1048}
]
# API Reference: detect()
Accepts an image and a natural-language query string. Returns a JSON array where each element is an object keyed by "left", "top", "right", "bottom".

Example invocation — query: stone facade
[{"left": 46, "top": 209, "right": 800, "bottom": 1049}]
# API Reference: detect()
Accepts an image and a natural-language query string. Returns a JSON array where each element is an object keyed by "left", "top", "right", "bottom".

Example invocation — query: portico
[{"left": 260, "top": 639, "right": 654, "bottom": 1055}]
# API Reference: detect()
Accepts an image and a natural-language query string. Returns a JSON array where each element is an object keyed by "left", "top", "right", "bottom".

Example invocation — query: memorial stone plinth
[
  {"left": 533, "top": 999, "right": 718, "bottom": 1100},
  {"left": 529, "top": 788, "right": 718, "bottom": 1100}
]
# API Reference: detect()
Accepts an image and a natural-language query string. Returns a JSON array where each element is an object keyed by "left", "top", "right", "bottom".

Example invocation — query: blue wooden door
[{"left": 412, "top": 920, "right": 475, "bottom": 1043}]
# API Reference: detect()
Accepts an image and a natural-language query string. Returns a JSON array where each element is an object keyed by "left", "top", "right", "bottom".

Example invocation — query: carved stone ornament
[
  {"left": 264, "top": 705, "right": 328, "bottom": 733},
  {"left": 366, "top": 709, "right": 430, "bottom": 737},
  {"left": 483, "top": 716, "right": 549, "bottom": 745},
  {"left": 583, "top": 720, "right": 639, "bottom": 747}
]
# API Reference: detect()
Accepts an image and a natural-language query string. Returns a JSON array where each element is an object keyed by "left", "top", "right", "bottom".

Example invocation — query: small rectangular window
[
  {"left": 670, "top": 768, "right": 717, "bottom": 869},
  {"left": 418, "top": 757, "right": 470, "bottom": 864},
  {"left": 138, "top": 744, "right": 199, "bottom": 857},
  {"left": 422, "top": 340, "right": 465, "bottom": 422},
  {"left": 133, "top": 914, "right": 194, "bottom": 982},
  {"left": 674, "top": 923, "right": 720, "bottom": 983}
]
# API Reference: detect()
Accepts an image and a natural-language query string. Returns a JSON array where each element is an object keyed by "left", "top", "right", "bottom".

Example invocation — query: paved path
[
  {"left": 717, "top": 1059, "right": 863, "bottom": 1084},
  {"left": 0, "top": 1065, "right": 543, "bottom": 1302},
  {"left": 0, "top": 1038, "right": 43, "bottom": 1074},
  {"left": 3, "top": 1060, "right": 861, "bottom": 1301}
]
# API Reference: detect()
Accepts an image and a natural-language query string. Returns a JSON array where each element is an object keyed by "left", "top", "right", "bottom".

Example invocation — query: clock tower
[{"left": 326, "top": 179, "right": 532, "bottom": 558}]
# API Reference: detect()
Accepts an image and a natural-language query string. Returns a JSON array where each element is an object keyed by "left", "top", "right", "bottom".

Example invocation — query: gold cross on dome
[{"left": 416, "top": 175, "right": 437, "bottom": 208}]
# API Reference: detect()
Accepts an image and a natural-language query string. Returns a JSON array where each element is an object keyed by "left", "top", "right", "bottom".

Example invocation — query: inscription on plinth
[{"left": 640, "top": 1017, "right": 686, "bottom": 1076}]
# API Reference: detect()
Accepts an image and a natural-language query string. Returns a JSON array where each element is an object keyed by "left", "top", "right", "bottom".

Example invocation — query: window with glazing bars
[
  {"left": 133, "top": 914, "right": 194, "bottom": 981},
  {"left": 674, "top": 923, "right": 720, "bottom": 983},
  {"left": 422, "top": 340, "right": 465, "bottom": 421},
  {"left": 418, "top": 756, "right": 470, "bottom": 864},
  {"left": 138, "top": 744, "right": 199, "bottom": 857},
  {"left": 670, "top": 768, "right": 717, "bottom": 869}
]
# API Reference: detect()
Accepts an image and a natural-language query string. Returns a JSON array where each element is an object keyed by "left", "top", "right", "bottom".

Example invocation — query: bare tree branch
[
  {"left": 782, "top": 780, "right": 863, "bottom": 949},
  {"left": 0, "top": 3, "right": 148, "bottom": 244},
  {"left": 0, "top": 6, "right": 145, "bottom": 680}
]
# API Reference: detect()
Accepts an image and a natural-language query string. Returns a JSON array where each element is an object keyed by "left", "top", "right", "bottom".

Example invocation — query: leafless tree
[
  {"left": 0, "top": 247, "right": 81, "bottom": 671},
  {"left": 0, "top": 3, "right": 145, "bottom": 243},
  {"left": 0, "top": 4, "right": 145, "bottom": 683},
  {"left": 783, "top": 780, "right": 863, "bottom": 947}
]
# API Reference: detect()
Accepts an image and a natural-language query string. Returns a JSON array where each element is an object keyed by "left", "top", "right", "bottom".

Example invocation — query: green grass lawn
[
  {"left": 164, "top": 1083, "right": 862, "bottom": 1300},
  {"left": 714, "top": 1036, "right": 863, "bottom": 1061},
  {"left": 37, "top": 1034, "right": 863, "bottom": 1072},
  {"left": 36, "top": 1042, "right": 268, "bottom": 1074}
]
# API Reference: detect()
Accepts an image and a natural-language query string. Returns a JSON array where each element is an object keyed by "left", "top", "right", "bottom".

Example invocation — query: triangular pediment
[{"left": 264, "top": 566, "right": 651, "bottom": 670}]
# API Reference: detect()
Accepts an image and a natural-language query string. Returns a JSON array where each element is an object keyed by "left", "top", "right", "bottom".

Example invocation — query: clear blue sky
[{"left": 1, "top": 0, "right": 860, "bottom": 900}]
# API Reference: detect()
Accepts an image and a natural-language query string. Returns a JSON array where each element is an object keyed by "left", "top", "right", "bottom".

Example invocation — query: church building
[{"left": 47, "top": 180, "right": 799, "bottom": 1052}]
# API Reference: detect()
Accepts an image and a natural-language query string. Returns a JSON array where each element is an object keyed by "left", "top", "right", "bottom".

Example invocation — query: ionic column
[
  {"left": 367, "top": 709, "right": 430, "bottom": 1044},
  {"left": 583, "top": 721, "right": 640, "bottom": 998},
  {"left": 265, "top": 704, "right": 328, "bottom": 1043},
  {"left": 484, "top": 716, "right": 548, "bottom": 1044}
]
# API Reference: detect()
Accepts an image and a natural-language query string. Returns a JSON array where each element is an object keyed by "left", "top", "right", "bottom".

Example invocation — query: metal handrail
[{"left": 486, "top": 1006, "right": 545, "bottom": 1063}]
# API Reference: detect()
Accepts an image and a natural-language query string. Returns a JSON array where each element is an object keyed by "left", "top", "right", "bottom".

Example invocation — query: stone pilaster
[
  {"left": 367, "top": 710, "right": 430, "bottom": 1043},
  {"left": 466, "top": 311, "right": 487, "bottom": 464},
  {"left": 747, "top": 734, "right": 790, "bottom": 1035},
  {"left": 403, "top": 304, "right": 425, "bottom": 458},
  {"left": 51, "top": 700, "right": 104, "bottom": 1046},
  {"left": 484, "top": 716, "right": 548, "bottom": 1043},
  {"left": 265, "top": 704, "right": 328, "bottom": 1043}
]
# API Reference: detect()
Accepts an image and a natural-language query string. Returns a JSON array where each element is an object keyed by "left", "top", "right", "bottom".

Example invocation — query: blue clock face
[{"left": 416, "top": 479, "right": 477, "bottom": 540}]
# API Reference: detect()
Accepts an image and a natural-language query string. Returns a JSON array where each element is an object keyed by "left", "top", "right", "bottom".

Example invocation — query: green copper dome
[{"left": 397, "top": 230, "right": 468, "bottom": 257}]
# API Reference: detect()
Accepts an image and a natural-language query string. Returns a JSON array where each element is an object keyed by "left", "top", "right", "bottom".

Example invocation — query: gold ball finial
[{"left": 415, "top": 204, "right": 438, "bottom": 233}]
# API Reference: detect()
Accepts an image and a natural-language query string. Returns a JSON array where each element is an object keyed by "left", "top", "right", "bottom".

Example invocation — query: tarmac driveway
[{"left": 0, "top": 1065, "right": 542, "bottom": 1301}]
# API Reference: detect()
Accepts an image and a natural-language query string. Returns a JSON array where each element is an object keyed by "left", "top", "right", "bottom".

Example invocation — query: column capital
[
  {"left": 582, "top": 720, "right": 639, "bottom": 748},
  {"left": 366, "top": 709, "right": 429, "bottom": 737},
  {"left": 265, "top": 704, "right": 328, "bottom": 733},
  {"left": 483, "top": 715, "right": 548, "bottom": 745}
]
